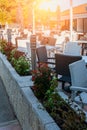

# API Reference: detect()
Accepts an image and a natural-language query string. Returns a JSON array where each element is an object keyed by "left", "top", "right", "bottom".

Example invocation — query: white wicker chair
[
  {"left": 69, "top": 60, "right": 87, "bottom": 104},
  {"left": 63, "top": 42, "right": 81, "bottom": 56}
]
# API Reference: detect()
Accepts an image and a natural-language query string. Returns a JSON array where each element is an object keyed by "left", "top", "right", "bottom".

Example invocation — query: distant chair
[
  {"left": 55, "top": 53, "right": 82, "bottom": 89},
  {"left": 69, "top": 60, "right": 87, "bottom": 104},
  {"left": 36, "top": 46, "right": 55, "bottom": 68},
  {"left": 26, "top": 42, "right": 31, "bottom": 60},
  {"left": 63, "top": 42, "right": 81, "bottom": 56},
  {"left": 55, "top": 35, "right": 65, "bottom": 53},
  {"left": 46, "top": 37, "right": 57, "bottom": 57},
  {"left": 48, "top": 37, "right": 56, "bottom": 46},
  {"left": 40, "top": 36, "right": 49, "bottom": 45}
]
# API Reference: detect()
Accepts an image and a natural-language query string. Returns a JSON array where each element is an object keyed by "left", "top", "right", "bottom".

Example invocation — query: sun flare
[{"left": 39, "top": 0, "right": 59, "bottom": 12}]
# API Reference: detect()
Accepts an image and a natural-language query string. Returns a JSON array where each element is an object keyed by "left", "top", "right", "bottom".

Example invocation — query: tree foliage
[
  {"left": 0, "top": 0, "right": 17, "bottom": 24},
  {"left": 0, "top": 0, "right": 57, "bottom": 28},
  {"left": 0, "top": 0, "right": 38, "bottom": 26}
]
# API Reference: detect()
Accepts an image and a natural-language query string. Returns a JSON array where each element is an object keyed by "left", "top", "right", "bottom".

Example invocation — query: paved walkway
[
  {"left": 0, "top": 77, "right": 22, "bottom": 130},
  {"left": 0, "top": 120, "right": 21, "bottom": 130}
]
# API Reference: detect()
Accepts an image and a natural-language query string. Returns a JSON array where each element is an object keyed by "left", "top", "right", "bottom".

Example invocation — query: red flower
[{"left": 32, "top": 75, "right": 35, "bottom": 81}]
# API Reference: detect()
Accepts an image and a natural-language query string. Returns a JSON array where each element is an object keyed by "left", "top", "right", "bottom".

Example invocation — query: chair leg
[{"left": 62, "top": 82, "right": 65, "bottom": 89}]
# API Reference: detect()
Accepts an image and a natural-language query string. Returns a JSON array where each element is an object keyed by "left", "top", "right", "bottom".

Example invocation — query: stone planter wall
[{"left": 0, "top": 53, "right": 60, "bottom": 130}]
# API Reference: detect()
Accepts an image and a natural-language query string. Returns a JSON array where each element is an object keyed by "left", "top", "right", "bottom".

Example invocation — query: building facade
[{"left": 61, "top": 3, "right": 87, "bottom": 33}]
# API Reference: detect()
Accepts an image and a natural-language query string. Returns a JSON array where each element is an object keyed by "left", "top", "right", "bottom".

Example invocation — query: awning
[{"left": 61, "top": 13, "right": 87, "bottom": 20}]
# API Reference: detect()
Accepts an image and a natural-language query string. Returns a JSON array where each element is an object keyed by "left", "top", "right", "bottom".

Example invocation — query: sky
[{"left": 39, "top": 0, "right": 87, "bottom": 12}]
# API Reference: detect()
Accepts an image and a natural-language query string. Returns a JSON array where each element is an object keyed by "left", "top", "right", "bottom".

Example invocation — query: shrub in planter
[
  {"left": 11, "top": 56, "right": 31, "bottom": 76},
  {"left": 32, "top": 63, "right": 56, "bottom": 99},
  {"left": 44, "top": 85, "right": 87, "bottom": 130},
  {"left": 10, "top": 49, "right": 25, "bottom": 60},
  {"left": 0, "top": 39, "right": 7, "bottom": 53},
  {"left": 32, "top": 64, "right": 87, "bottom": 130},
  {"left": 10, "top": 48, "right": 31, "bottom": 76},
  {"left": 0, "top": 40, "right": 31, "bottom": 76},
  {"left": 0, "top": 40, "right": 16, "bottom": 61}
]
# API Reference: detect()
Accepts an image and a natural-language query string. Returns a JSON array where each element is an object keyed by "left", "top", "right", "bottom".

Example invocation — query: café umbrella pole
[
  {"left": 32, "top": 2, "right": 35, "bottom": 35},
  {"left": 30, "top": 2, "right": 36, "bottom": 70},
  {"left": 70, "top": 0, "right": 73, "bottom": 41}
]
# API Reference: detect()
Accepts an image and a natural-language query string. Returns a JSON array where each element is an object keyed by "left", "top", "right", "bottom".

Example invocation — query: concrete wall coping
[{"left": 0, "top": 52, "right": 60, "bottom": 130}]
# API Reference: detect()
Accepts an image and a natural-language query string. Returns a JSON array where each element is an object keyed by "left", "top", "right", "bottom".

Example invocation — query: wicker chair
[
  {"left": 55, "top": 53, "right": 82, "bottom": 90},
  {"left": 36, "top": 46, "right": 55, "bottom": 68},
  {"left": 63, "top": 42, "right": 81, "bottom": 56},
  {"left": 69, "top": 60, "right": 87, "bottom": 104}
]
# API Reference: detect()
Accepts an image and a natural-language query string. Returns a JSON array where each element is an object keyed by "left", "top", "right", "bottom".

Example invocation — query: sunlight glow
[{"left": 39, "top": 0, "right": 59, "bottom": 12}]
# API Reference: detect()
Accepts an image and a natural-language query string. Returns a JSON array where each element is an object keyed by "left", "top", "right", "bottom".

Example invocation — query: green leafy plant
[
  {"left": 10, "top": 49, "right": 31, "bottom": 76},
  {"left": 10, "top": 48, "right": 25, "bottom": 60},
  {"left": 44, "top": 86, "right": 87, "bottom": 130},
  {"left": 1, "top": 41, "right": 16, "bottom": 60},
  {"left": 0, "top": 39, "right": 7, "bottom": 53},
  {"left": 32, "top": 63, "right": 87, "bottom": 130},
  {"left": 12, "top": 56, "right": 30, "bottom": 76},
  {"left": 32, "top": 63, "right": 56, "bottom": 99},
  {"left": 0, "top": 40, "right": 31, "bottom": 76}
]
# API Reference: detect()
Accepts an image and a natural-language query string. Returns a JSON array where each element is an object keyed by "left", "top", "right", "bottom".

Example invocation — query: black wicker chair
[
  {"left": 36, "top": 46, "right": 55, "bottom": 68},
  {"left": 55, "top": 53, "right": 82, "bottom": 89}
]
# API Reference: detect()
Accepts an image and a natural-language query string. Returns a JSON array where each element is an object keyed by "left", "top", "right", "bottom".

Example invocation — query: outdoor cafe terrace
[{"left": 0, "top": 28, "right": 87, "bottom": 130}]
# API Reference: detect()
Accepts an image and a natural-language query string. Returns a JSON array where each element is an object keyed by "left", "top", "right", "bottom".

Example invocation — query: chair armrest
[
  {"left": 70, "top": 86, "right": 87, "bottom": 92},
  {"left": 47, "top": 61, "right": 55, "bottom": 65},
  {"left": 37, "top": 61, "right": 55, "bottom": 65},
  {"left": 47, "top": 57, "right": 55, "bottom": 59}
]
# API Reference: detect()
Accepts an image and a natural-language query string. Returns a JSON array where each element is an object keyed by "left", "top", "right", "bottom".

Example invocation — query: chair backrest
[
  {"left": 48, "top": 37, "right": 56, "bottom": 46},
  {"left": 63, "top": 42, "right": 81, "bottom": 56},
  {"left": 69, "top": 59, "right": 87, "bottom": 87},
  {"left": 36, "top": 46, "right": 48, "bottom": 63},
  {"left": 55, "top": 53, "right": 82, "bottom": 77},
  {"left": 40, "top": 36, "right": 49, "bottom": 45},
  {"left": 41, "top": 36, "right": 56, "bottom": 46}
]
